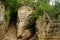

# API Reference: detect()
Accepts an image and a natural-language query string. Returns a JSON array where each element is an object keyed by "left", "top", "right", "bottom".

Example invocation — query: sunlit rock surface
[
  {"left": 2, "top": 23, "right": 17, "bottom": 40},
  {"left": 36, "top": 16, "right": 47, "bottom": 40},
  {"left": 17, "top": 6, "right": 33, "bottom": 37},
  {"left": 0, "top": 1, "right": 6, "bottom": 40},
  {"left": 36, "top": 15, "right": 60, "bottom": 40}
]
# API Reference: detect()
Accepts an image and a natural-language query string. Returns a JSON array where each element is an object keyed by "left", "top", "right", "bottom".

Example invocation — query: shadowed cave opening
[{"left": 9, "top": 9, "right": 17, "bottom": 25}]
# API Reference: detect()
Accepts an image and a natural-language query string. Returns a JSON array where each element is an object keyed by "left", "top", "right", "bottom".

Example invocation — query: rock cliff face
[
  {"left": 2, "top": 23, "right": 17, "bottom": 40},
  {"left": 36, "top": 14, "right": 60, "bottom": 40},
  {"left": 17, "top": 6, "right": 36, "bottom": 40},
  {"left": 0, "top": 1, "right": 6, "bottom": 40},
  {"left": 17, "top": 6, "right": 33, "bottom": 37},
  {"left": 0, "top": 1, "right": 5, "bottom": 23},
  {"left": 36, "top": 16, "right": 46, "bottom": 40}
]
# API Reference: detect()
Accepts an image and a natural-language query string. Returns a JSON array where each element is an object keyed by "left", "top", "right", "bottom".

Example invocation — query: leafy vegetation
[{"left": 0, "top": 0, "right": 60, "bottom": 21}]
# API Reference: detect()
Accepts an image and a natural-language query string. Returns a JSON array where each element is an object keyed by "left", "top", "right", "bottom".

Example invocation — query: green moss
[{"left": 5, "top": 8, "right": 10, "bottom": 31}]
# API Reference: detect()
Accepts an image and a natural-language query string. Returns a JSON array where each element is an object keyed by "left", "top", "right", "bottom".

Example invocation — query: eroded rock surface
[
  {"left": 17, "top": 6, "right": 33, "bottom": 37},
  {"left": 2, "top": 23, "right": 17, "bottom": 40},
  {"left": 17, "top": 6, "right": 36, "bottom": 40},
  {"left": 0, "top": 1, "right": 6, "bottom": 40},
  {"left": 36, "top": 15, "right": 60, "bottom": 40}
]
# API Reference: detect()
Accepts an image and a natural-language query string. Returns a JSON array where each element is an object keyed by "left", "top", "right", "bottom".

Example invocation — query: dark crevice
[{"left": 9, "top": 9, "right": 17, "bottom": 25}]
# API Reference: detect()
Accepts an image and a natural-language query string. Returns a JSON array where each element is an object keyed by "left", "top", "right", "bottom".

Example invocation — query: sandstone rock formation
[
  {"left": 36, "top": 16, "right": 47, "bottom": 40},
  {"left": 2, "top": 23, "right": 17, "bottom": 40},
  {"left": 17, "top": 6, "right": 36, "bottom": 40},
  {"left": 17, "top": 6, "right": 33, "bottom": 37},
  {"left": 36, "top": 13, "right": 60, "bottom": 40},
  {"left": 0, "top": 1, "right": 6, "bottom": 40}
]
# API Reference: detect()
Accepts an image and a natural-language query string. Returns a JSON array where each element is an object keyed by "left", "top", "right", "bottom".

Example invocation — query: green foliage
[
  {"left": 47, "top": 6, "right": 56, "bottom": 19},
  {"left": 4, "top": 0, "right": 16, "bottom": 7},
  {"left": 1, "top": 0, "right": 60, "bottom": 31},
  {"left": 5, "top": 8, "right": 10, "bottom": 30},
  {"left": 5, "top": 8, "right": 10, "bottom": 22},
  {"left": 55, "top": 1, "right": 60, "bottom": 13},
  {"left": 1, "top": 0, "right": 60, "bottom": 20}
]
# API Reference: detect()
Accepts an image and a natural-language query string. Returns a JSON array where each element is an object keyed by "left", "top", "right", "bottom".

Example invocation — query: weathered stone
[
  {"left": 36, "top": 16, "right": 47, "bottom": 40},
  {"left": 18, "top": 29, "right": 32, "bottom": 40},
  {"left": 0, "top": 1, "right": 6, "bottom": 40},
  {"left": 22, "top": 29, "right": 31, "bottom": 39},
  {"left": 2, "top": 23, "right": 17, "bottom": 40},
  {"left": 17, "top": 6, "right": 33, "bottom": 37},
  {"left": 0, "top": 2, "right": 5, "bottom": 21},
  {"left": 29, "top": 34, "right": 37, "bottom": 40},
  {"left": 36, "top": 14, "right": 60, "bottom": 40}
]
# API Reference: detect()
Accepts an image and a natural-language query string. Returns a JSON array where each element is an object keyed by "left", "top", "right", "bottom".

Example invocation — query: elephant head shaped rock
[{"left": 17, "top": 6, "right": 33, "bottom": 37}]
